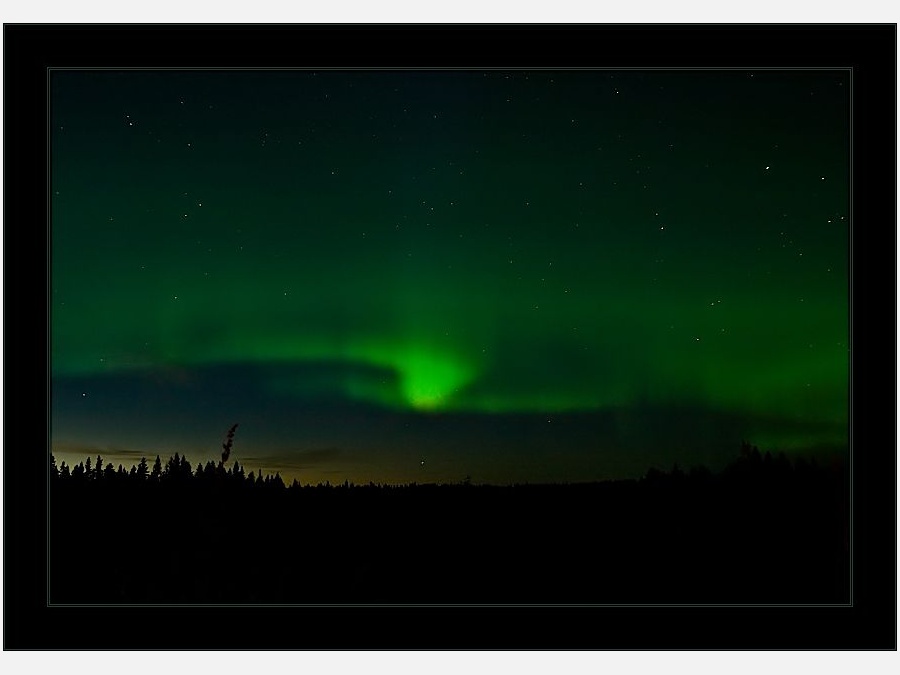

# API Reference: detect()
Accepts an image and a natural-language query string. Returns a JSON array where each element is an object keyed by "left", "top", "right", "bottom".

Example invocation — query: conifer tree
[
  {"left": 151, "top": 455, "right": 163, "bottom": 482},
  {"left": 231, "top": 460, "right": 244, "bottom": 482}
]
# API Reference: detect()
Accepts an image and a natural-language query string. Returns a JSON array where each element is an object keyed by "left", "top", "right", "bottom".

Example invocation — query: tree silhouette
[
  {"left": 150, "top": 455, "right": 162, "bottom": 482},
  {"left": 71, "top": 461, "right": 85, "bottom": 480},
  {"left": 163, "top": 453, "right": 193, "bottom": 482},
  {"left": 221, "top": 423, "right": 239, "bottom": 464},
  {"left": 136, "top": 457, "right": 149, "bottom": 481}
]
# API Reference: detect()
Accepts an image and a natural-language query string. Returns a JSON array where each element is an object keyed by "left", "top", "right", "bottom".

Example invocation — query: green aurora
[{"left": 51, "top": 69, "right": 849, "bottom": 484}]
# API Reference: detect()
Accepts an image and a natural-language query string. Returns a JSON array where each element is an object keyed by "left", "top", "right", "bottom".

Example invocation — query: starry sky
[{"left": 50, "top": 69, "right": 850, "bottom": 485}]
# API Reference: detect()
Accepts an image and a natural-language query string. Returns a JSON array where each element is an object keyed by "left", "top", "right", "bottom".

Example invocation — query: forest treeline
[
  {"left": 49, "top": 442, "right": 848, "bottom": 605},
  {"left": 50, "top": 440, "right": 838, "bottom": 492},
  {"left": 52, "top": 452, "right": 289, "bottom": 489}
]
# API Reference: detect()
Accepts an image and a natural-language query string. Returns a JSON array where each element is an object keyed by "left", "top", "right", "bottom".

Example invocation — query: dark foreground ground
[{"left": 49, "top": 451, "right": 848, "bottom": 605}]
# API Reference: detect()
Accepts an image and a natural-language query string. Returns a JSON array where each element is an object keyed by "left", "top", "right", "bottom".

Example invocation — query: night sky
[{"left": 50, "top": 69, "right": 849, "bottom": 485}]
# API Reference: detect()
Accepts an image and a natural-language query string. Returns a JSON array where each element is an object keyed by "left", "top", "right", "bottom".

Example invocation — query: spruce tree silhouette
[
  {"left": 231, "top": 460, "right": 244, "bottom": 482},
  {"left": 221, "top": 423, "right": 239, "bottom": 464},
  {"left": 151, "top": 455, "right": 163, "bottom": 482}
]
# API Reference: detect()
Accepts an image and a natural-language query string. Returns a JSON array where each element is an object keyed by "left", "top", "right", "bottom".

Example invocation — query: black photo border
[{"left": 3, "top": 23, "right": 896, "bottom": 650}]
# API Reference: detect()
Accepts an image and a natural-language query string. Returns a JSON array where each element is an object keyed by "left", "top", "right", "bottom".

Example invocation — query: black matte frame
[{"left": 3, "top": 23, "right": 896, "bottom": 650}]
